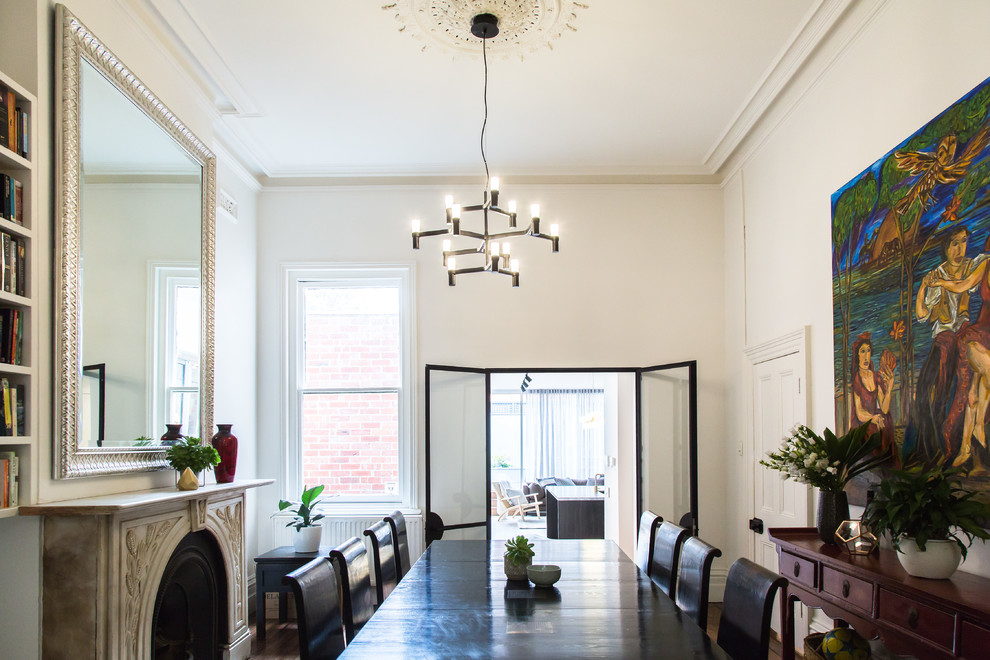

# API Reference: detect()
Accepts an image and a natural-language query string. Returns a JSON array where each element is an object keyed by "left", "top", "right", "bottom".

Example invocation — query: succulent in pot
[
  {"left": 862, "top": 466, "right": 990, "bottom": 578},
  {"left": 164, "top": 436, "right": 220, "bottom": 491},
  {"left": 278, "top": 484, "right": 326, "bottom": 553},
  {"left": 504, "top": 534, "right": 535, "bottom": 581}
]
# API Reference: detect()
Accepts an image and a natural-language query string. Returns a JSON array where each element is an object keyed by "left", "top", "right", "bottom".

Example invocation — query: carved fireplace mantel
[{"left": 21, "top": 479, "right": 272, "bottom": 660}]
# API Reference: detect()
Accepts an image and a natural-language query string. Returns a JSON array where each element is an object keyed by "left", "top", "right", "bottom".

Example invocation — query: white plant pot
[
  {"left": 293, "top": 525, "right": 323, "bottom": 553},
  {"left": 896, "top": 537, "right": 962, "bottom": 579}
]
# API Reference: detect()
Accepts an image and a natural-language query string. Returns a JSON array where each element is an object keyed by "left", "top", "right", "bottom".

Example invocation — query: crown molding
[{"left": 704, "top": 0, "right": 855, "bottom": 172}]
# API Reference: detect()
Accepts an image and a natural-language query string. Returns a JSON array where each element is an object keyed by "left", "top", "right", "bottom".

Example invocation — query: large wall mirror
[{"left": 55, "top": 5, "right": 215, "bottom": 478}]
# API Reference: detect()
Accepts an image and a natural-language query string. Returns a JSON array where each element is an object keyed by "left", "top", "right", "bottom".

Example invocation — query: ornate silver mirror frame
[{"left": 54, "top": 5, "right": 215, "bottom": 478}]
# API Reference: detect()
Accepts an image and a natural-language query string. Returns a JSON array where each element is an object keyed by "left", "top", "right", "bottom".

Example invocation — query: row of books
[
  {"left": 0, "top": 451, "right": 17, "bottom": 508},
  {"left": 0, "top": 83, "right": 29, "bottom": 159},
  {"left": 1, "top": 173, "right": 23, "bottom": 225},
  {"left": 0, "top": 379, "right": 24, "bottom": 437},
  {"left": 0, "top": 308, "right": 24, "bottom": 366},
  {"left": 0, "top": 232, "right": 25, "bottom": 298}
]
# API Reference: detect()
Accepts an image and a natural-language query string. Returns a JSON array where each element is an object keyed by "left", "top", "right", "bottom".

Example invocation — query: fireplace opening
[{"left": 151, "top": 531, "right": 228, "bottom": 659}]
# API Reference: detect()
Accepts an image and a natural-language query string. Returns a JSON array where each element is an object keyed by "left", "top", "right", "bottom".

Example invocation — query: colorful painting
[{"left": 832, "top": 75, "right": 990, "bottom": 500}]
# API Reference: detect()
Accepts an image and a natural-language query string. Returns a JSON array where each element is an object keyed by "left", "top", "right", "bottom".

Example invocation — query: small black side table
[{"left": 254, "top": 545, "right": 329, "bottom": 639}]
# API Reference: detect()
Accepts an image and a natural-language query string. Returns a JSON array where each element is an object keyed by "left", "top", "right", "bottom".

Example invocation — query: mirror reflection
[{"left": 77, "top": 60, "right": 202, "bottom": 448}]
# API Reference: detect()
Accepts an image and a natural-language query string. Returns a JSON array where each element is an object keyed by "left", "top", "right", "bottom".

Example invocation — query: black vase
[{"left": 817, "top": 490, "right": 850, "bottom": 545}]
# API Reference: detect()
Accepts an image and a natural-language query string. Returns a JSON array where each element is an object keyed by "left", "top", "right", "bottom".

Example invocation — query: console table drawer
[
  {"left": 961, "top": 620, "right": 990, "bottom": 659},
  {"left": 780, "top": 551, "right": 816, "bottom": 589},
  {"left": 877, "top": 588, "right": 954, "bottom": 649},
  {"left": 821, "top": 567, "right": 873, "bottom": 615}
]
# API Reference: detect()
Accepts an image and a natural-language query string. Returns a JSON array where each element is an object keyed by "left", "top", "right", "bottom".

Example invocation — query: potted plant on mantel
[
  {"left": 863, "top": 466, "right": 990, "bottom": 579},
  {"left": 504, "top": 534, "right": 535, "bottom": 581},
  {"left": 278, "top": 484, "right": 326, "bottom": 553},
  {"left": 165, "top": 437, "right": 220, "bottom": 491}
]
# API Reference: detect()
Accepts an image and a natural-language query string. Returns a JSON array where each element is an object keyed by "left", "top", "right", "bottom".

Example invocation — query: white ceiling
[{"left": 134, "top": 0, "right": 839, "bottom": 183}]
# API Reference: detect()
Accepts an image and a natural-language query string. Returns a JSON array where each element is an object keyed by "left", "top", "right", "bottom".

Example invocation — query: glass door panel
[
  {"left": 425, "top": 365, "right": 490, "bottom": 542},
  {"left": 638, "top": 362, "right": 698, "bottom": 535}
]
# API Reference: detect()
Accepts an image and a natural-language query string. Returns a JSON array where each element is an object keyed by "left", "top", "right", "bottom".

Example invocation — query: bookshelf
[{"left": 0, "top": 67, "right": 35, "bottom": 518}]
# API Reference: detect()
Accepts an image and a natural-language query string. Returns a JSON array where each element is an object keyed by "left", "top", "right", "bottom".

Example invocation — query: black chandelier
[{"left": 411, "top": 13, "right": 559, "bottom": 287}]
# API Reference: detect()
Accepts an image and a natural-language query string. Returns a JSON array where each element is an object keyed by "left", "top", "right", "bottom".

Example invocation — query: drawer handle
[
  {"left": 908, "top": 606, "right": 919, "bottom": 629},
  {"left": 841, "top": 580, "right": 850, "bottom": 598},
  {"left": 793, "top": 563, "right": 801, "bottom": 578}
]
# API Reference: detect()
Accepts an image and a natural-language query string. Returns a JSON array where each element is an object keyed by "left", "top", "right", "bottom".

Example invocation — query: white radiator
[{"left": 271, "top": 513, "right": 425, "bottom": 562}]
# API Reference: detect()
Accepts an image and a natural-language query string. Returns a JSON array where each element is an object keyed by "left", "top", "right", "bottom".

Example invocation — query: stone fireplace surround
[{"left": 21, "top": 480, "right": 271, "bottom": 659}]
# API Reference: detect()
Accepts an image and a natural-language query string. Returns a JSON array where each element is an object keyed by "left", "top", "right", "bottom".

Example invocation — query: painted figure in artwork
[
  {"left": 929, "top": 239, "right": 990, "bottom": 474},
  {"left": 851, "top": 332, "right": 896, "bottom": 457},
  {"left": 914, "top": 227, "right": 987, "bottom": 459}
]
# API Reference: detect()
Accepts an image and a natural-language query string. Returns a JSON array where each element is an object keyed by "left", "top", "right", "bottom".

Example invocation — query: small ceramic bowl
[{"left": 526, "top": 564, "right": 561, "bottom": 587}]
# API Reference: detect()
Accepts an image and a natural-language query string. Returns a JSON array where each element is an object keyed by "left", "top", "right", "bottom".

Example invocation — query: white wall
[
  {"left": 723, "top": 0, "right": 990, "bottom": 578},
  {"left": 255, "top": 183, "right": 728, "bottom": 559}
]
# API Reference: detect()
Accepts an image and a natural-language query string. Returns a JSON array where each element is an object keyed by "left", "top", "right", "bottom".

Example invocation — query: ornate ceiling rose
[{"left": 382, "top": 1, "right": 589, "bottom": 58}]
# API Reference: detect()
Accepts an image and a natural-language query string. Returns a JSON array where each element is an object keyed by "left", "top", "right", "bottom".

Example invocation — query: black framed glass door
[
  {"left": 424, "top": 365, "right": 490, "bottom": 543},
  {"left": 637, "top": 361, "right": 699, "bottom": 535}
]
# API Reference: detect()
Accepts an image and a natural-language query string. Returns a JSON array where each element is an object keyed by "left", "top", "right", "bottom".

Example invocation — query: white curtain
[{"left": 521, "top": 389, "right": 605, "bottom": 482}]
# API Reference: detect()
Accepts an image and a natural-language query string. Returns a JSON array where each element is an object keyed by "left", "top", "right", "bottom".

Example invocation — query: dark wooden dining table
[{"left": 337, "top": 538, "right": 730, "bottom": 658}]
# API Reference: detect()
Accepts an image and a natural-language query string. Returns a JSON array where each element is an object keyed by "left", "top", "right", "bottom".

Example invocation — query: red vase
[
  {"left": 161, "top": 423, "right": 183, "bottom": 446},
  {"left": 212, "top": 424, "right": 238, "bottom": 483}
]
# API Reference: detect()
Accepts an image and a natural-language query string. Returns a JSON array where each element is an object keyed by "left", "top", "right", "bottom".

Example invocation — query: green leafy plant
[
  {"left": 134, "top": 436, "right": 154, "bottom": 447},
  {"left": 164, "top": 436, "right": 220, "bottom": 473},
  {"left": 760, "top": 424, "right": 888, "bottom": 491},
  {"left": 278, "top": 484, "right": 326, "bottom": 530},
  {"left": 491, "top": 455, "right": 511, "bottom": 468},
  {"left": 504, "top": 535, "right": 535, "bottom": 565},
  {"left": 863, "top": 466, "right": 990, "bottom": 558}
]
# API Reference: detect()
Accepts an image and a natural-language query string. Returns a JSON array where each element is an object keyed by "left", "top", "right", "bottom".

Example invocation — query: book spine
[
  {"left": 9, "top": 455, "right": 17, "bottom": 506},
  {"left": 11, "top": 308, "right": 18, "bottom": 365},
  {"left": 15, "top": 305, "right": 22, "bottom": 364},
  {"left": 1, "top": 174, "right": 8, "bottom": 221},
  {"left": 15, "top": 239, "right": 24, "bottom": 296},
  {"left": 12, "top": 178, "right": 22, "bottom": 225},
  {"left": 2, "top": 232, "right": 11, "bottom": 292},
  {"left": 1, "top": 458, "right": 8, "bottom": 507},
  {"left": 0, "top": 84, "right": 8, "bottom": 149},
  {"left": 6, "top": 90, "right": 15, "bottom": 152},
  {"left": 1, "top": 377, "right": 11, "bottom": 435},
  {"left": 14, "top": 384, "right": 24, "bottom": 435}
]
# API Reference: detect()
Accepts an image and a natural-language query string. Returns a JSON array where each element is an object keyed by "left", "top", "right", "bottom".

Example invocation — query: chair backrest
[
  {"left": 328, "top": 537, "right": 375, "bottom": 642},
  {"left": 649, "top": 521, "right": 689, "bottom": 597},
  {"left": 717, "top": 558, "right": 789, "bottom": 660},
  {"left": 282, "top": 557, "right": 346, "bottom": 660},
  {"left": 493, "top": 481, "right": 510, "bottom": 505},
  {"left": 674, "top": 536, "right": 722, "bottom": 630},
  {"left": 384, "top": 510, "right": 411, "bottom": 580},
  {"left": 634, "top": 510, "right": 663, "bottom": 575},
  {"left": 364, "top": 520, "right": 398, "bottom": 605}
]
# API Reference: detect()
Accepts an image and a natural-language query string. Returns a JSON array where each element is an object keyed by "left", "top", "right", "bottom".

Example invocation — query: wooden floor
[{"left": 249, "top": 603, "right": 786, "bottom": 659}]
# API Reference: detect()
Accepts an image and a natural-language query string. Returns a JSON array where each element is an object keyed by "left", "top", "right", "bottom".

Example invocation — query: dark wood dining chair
[
  {"left": 674, "top": 536, "right": 722, "bottom": 629},
  {"left": 328, "top": 537, "right": 375, "bottom": 642},
  {"left": 282, "top": 557, "right": 346, "bottom": 660},
  {"left": 634, "top": 510, "right": 663, "bottom": 575},
  {"left": 649, "top": 521, "right": 689, "bottom": 598},
  {"left": 716, "top": 558, "right": 788, "bottom": 660},
  {"left": 384, "top": 510, "right": 411, "bottom": 581},
  {"left": 364, "top": 520, "right": 398, "bottom": 605}
]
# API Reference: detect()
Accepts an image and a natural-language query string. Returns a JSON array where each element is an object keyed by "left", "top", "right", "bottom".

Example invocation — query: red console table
[{"left": 769, "top": 527, "right": 990, "bottom": 659}]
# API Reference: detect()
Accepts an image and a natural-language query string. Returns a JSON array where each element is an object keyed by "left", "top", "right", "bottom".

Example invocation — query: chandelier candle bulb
[
  {"left": 442, "top": 239, "right": 451, "bottom": 252},
  {"left": 411, "top": 219, "right": 420, "bottom": 233},
  {"left": 447, "top": 257, "right": 456, "bottom": 271},
  {"left": 491, "top": 242, "right": 500, "bottom": 256},
  {"left": 549, "top": 224, "right": 558, "bottom": 237},
  {"left": 502, "top": 242, "right": 510, "bottom": 256},
  {"left": 490, "top": 177, "right": 499, "bottom": 192},
  {"left": 530, "top": 204, "right": 540, "bottom": 220},
  {"left": 511, "top": 258, "right": 519, "bottom": 272},
  {"left": 445, "top": 195, "right": 453, "bottom": 209}
]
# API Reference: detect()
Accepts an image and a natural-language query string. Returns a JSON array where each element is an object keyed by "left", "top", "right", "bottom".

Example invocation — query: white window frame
[
  {"left": 283, "top": 264, "right": 416, "bottom": 514},
  {"left": 148, "top": 262, "right": 200, "bottom": 439}
]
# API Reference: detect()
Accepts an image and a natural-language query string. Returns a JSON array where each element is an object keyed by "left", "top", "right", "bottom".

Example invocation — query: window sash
[{"left": 283, "top": 265, "right": 414, "bottom": 510}]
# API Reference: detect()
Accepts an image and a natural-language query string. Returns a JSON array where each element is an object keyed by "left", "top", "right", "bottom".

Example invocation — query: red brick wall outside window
[{"left": 300, "top": 287, "right": 400, "bottom": 497}]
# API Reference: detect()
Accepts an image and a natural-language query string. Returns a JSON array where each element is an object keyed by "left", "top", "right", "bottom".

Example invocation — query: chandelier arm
[
  {"left": 489, "top": 229, "right": 530, "bottom": 239},
  {"left": 457, "top": 229, "right": 487, "bottom": 240},
  {"left": 460, "top": 203, "right": 487, "bottom": 212}
]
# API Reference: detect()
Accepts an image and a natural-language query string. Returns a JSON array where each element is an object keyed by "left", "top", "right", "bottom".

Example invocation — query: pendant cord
[{"left": 481, "top": 34, "right": 490, "bottom": 194}]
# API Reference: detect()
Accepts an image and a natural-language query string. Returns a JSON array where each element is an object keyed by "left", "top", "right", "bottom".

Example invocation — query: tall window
[
  {"left": 286, "top": 266, "right": 413, "bottom": 507},
  {"left": 151, "top": 264, "right": 200, "bottom": 438}
]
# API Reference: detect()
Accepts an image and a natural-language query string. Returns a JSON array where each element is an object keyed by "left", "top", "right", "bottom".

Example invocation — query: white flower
[{"left": 827, "top": 466, "right": 838, "bottom": 474}]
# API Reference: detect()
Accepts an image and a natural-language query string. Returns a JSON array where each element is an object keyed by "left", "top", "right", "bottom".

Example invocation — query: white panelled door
[{"left": 751, "top": 349, "right": 809, "bottom": 635}]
